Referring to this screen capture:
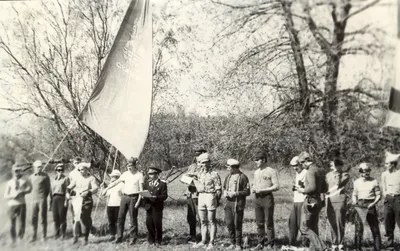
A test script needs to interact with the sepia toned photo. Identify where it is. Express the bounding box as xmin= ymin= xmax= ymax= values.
xmin=0 ymin=0 xmax=398 ymax=250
